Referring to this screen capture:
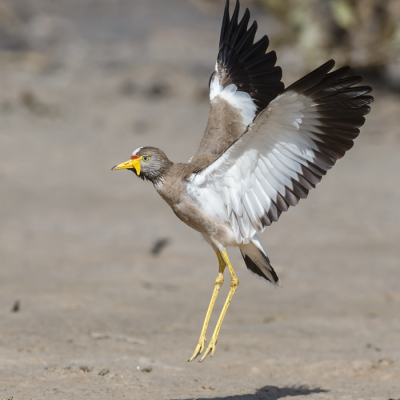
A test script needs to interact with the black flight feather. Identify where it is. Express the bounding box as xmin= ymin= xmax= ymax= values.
xmin=213 ymin=0 xmax=284 ymax=115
